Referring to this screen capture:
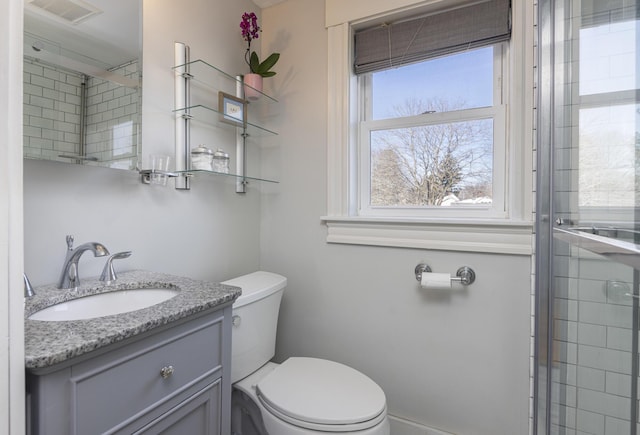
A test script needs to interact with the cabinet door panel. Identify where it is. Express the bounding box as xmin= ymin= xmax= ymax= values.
xmin=132 ymin=380 xmax=220 ymax=435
